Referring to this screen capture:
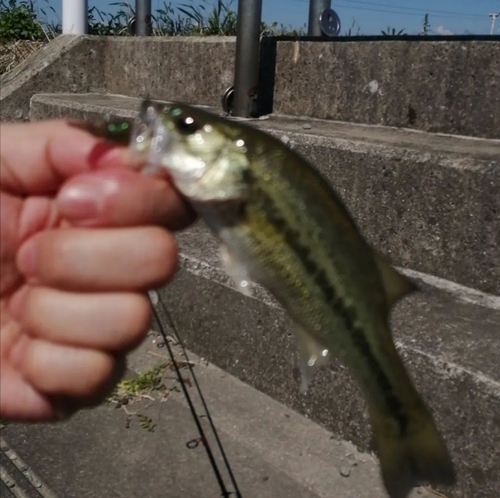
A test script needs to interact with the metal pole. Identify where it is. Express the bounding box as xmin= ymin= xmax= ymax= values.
xmin=62 ymin=0 xmax=88 ymax=35
xmin=308 ymin=0 xmax=330 ymax=36
xmin=136 ymin=0 xmax=153 ymax=36
xmin=233 ymin=0 xmax=263 ymax=117
xmin=490 ymin=13 xmax=499 ymax=35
